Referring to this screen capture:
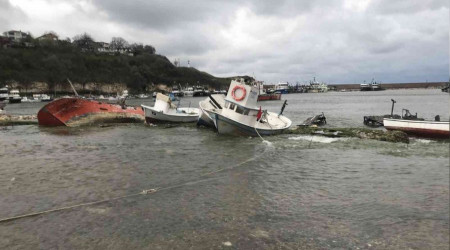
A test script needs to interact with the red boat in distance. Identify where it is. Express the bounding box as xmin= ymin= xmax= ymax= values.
xmin=257 ymin=93 xmax=281 ymax=101
xmin=37 ymin=98 xmax=145 ymax=127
